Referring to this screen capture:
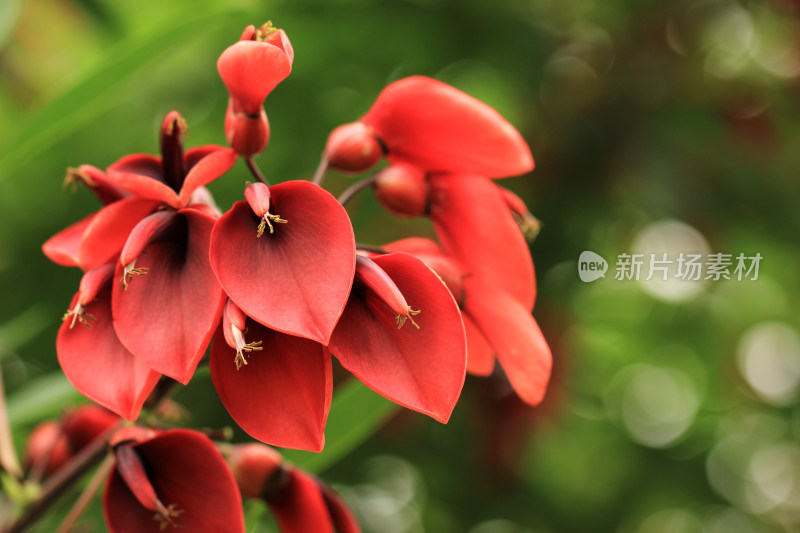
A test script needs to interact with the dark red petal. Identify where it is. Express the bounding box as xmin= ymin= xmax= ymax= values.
xmin=210 ymin=321 xmax=332 ymax=451
xmin=217 ymin=40 xmax=292 ymax=114
xmin=429 ymin=174 xmax=535 ymax=311
xmin=103 ymin=429 xmax=245 ymax=533
xmin=177 ymin=147 xmax=237 ymax=207
xmin=463 ymin=277 xmax=551 ymax=405
xmin=319 ymin=481 xmax=361 ymax=533
xmin=269 ymin=470 xmax=334 ymax=533
xmin=361 ymin=76 xmax=533 ymax=177
xmin=463 ymin=314 xmax=495 ymax=376
xmin=57 ymin=290 xmax=160 ymax=421
xmin=210 ymin=181 xmax=355 ymax=344
xmin=107 ymin=154 xmax=180 ymax=208
xmin=329 ymin=253 xmax=466 ymax=423
xmin=79 ymin=198 xmax=161 ymax=270
xmin=112 ymin=209 xmax=225 ymax=384
xmin=43 ymin=213 xmax=95 ymax=268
